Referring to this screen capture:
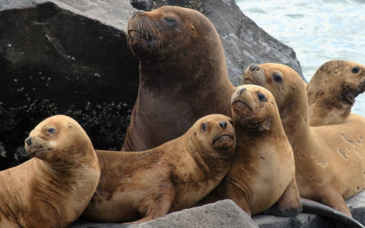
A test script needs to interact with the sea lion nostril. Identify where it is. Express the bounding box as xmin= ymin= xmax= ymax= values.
xmin=250 ymin=64 xmax=259 ymax=72
xmin=25 ymin=138 xmax=32 ymax=146
xmin=219 ymin=121 xmax=227 ymax=129
xmin=239 ymin=87 xmax=247 ymax=94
